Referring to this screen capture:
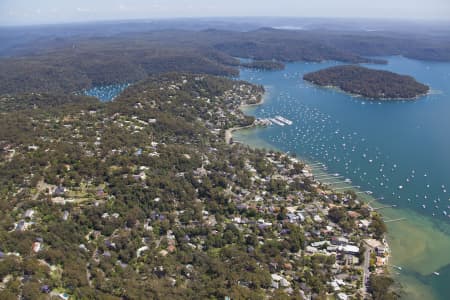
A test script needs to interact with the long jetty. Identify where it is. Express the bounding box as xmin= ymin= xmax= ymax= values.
xmin=383 ymin=218 xmax=406 ymax=223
